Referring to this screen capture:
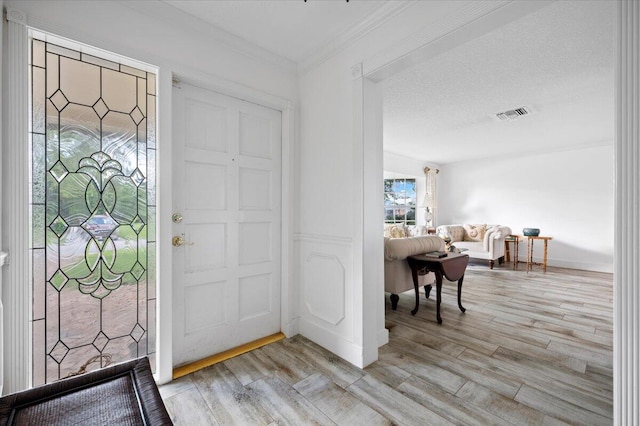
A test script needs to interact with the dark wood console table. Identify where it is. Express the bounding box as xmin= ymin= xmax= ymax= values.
xmin=407 ymin=252 xmax=469 ymax=324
